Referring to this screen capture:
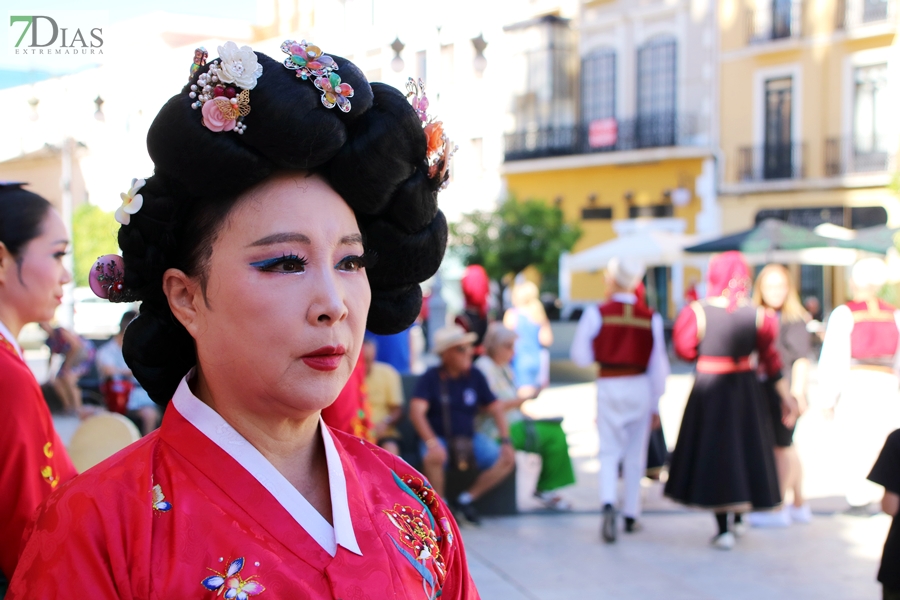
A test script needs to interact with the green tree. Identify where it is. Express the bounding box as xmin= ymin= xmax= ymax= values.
xmin=72 ymin=203 xmax=119 ymax=287
xmin=449 ymin=196 xmax=582 ymax=296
